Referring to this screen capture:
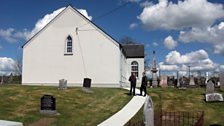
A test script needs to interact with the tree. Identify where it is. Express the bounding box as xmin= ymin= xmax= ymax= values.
xmin=13 ymin=56 xmax=22 ymax=76
xmin=120 ymin=36 xmax=149 ymax=69
xmin=119 ymin=36 xmax=138 ymax=44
